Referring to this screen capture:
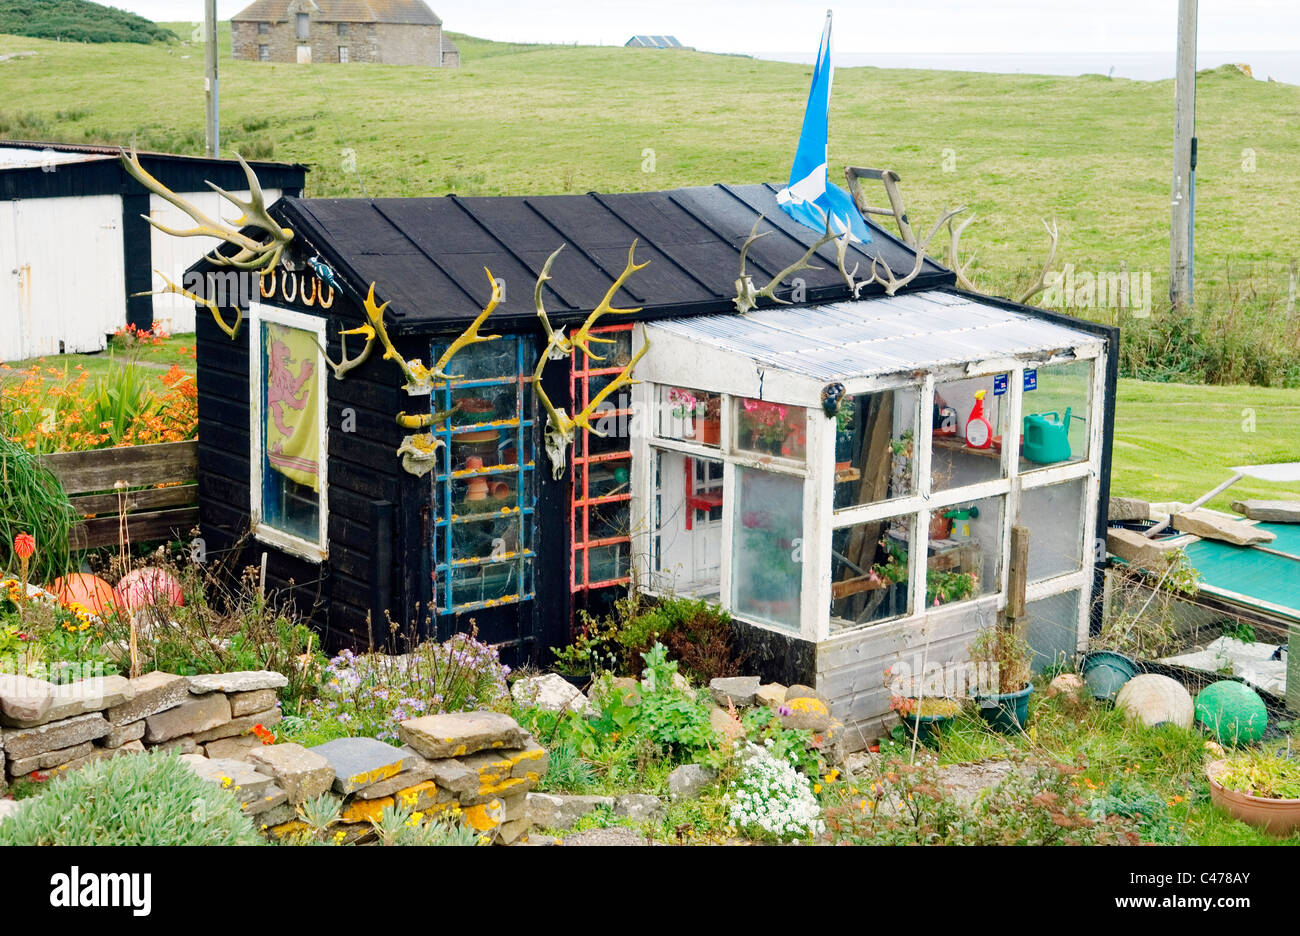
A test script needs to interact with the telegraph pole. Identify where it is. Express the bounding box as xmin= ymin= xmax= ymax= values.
xmin=204 ymin=0 xmax=219 ymax=157
xmin=1169 ymin=0 xmax=1197 ymax=308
